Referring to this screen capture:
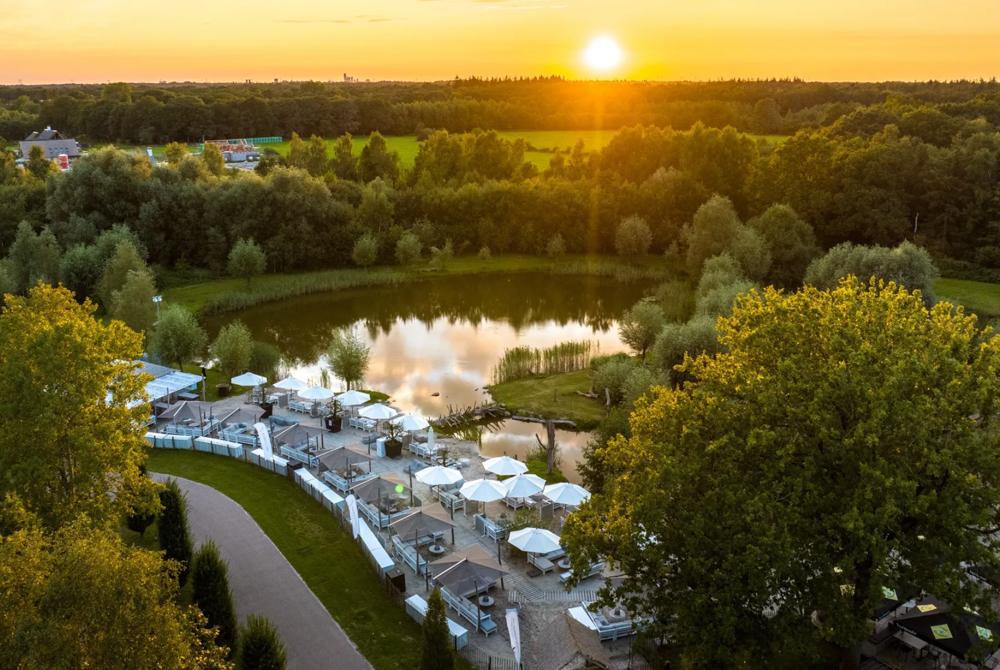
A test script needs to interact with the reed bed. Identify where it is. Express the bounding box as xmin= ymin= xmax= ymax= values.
xmin=491 ymin=340 xmax=596 ymax=384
